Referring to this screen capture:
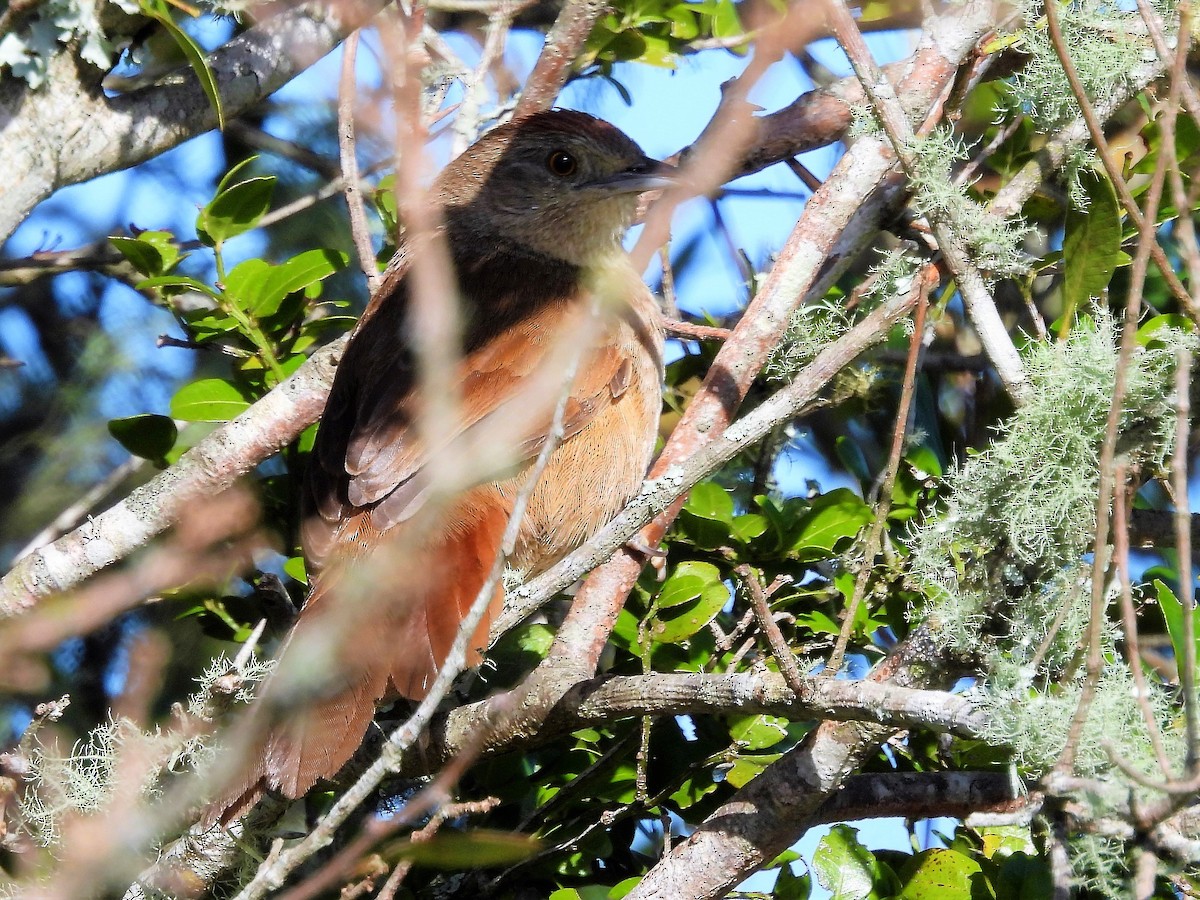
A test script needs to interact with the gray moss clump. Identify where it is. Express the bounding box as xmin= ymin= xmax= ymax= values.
xmin=16 ymin=653 xmax=272 ymax=847
xmin=908 ymin=314 xmax=1195 ymax=894
xmin=765 ymin=248 xmax=920 ymax=383
xmin=909 ymin=315 xmax=1186 ymax=638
